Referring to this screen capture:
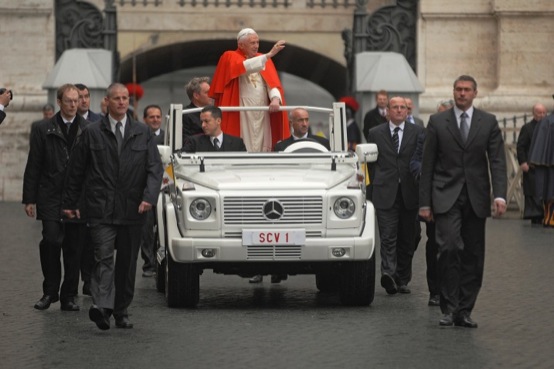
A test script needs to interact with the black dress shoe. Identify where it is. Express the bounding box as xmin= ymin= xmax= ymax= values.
xmin=380 ymin=274 xmax=397 ymax=295
xmin=89 ymin=305 xmax=110 ymax=330
xmin=428 ymin=295 xmax=440 ymax=306
xmin=455 ymin=314 xmax=478 ymax=328
xmin=439 ymin=313 xmax=454 ymax=326
xmin=82 ymin=282 xmax=91 ymax=296
xmin=115 ymin=316 xmax=134 ymax=329
xmin=34 ymin=295 xmax=58 ymax=310
xmin=397 ymin=285 xmax=411 ymax=294
xmin=60 ymin=299 xmax=80 ymax=311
